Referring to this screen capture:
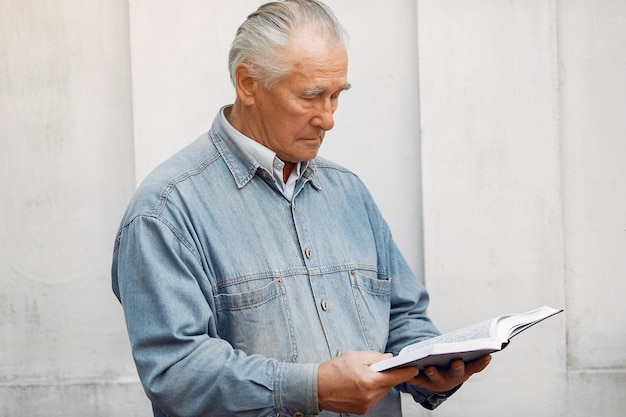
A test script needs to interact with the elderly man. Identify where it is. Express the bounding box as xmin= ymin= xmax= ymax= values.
xmin=112 ymin=1 xmax=490 ymax=416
